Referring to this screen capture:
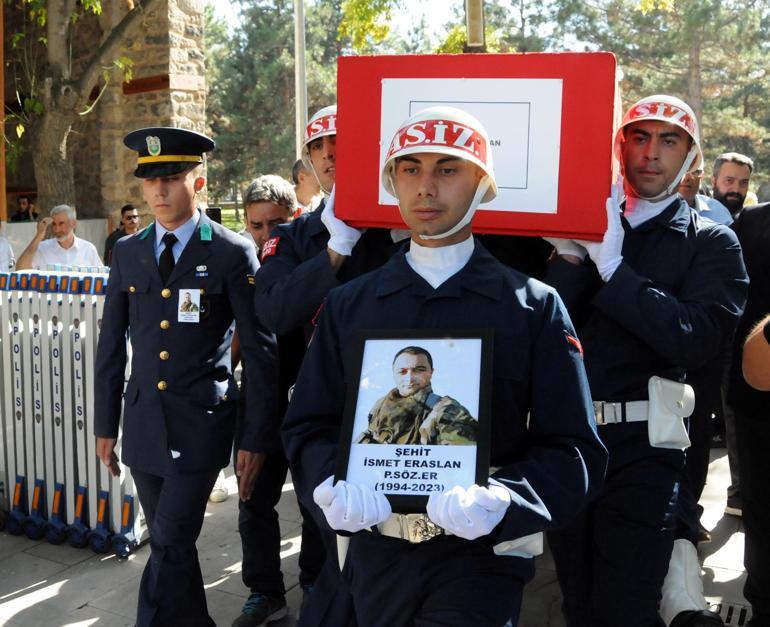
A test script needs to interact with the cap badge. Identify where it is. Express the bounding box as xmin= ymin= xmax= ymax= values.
xmin=146 ymin=135 xmax=161 ymax=156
